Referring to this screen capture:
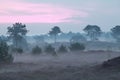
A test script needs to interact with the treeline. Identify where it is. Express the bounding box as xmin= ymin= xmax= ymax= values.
xmin=1 ymin=23 xmax=120 ymax=46
xmin=0 ymin=22 xmax=120 ymax=63
xmin=29 ymin=25 xmax=120 ymax=43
